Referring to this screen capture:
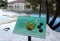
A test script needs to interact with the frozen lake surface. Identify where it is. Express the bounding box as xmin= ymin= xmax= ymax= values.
xmin=0 ymin=9 xmax=60 ymax=41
